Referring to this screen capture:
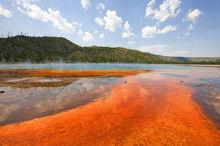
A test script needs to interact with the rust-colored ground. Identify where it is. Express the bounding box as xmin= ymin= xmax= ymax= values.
xmin=0 ymin=69 xmax=150 ymax=77
xmin=0 ymin=74 xmax=220 ymax=145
